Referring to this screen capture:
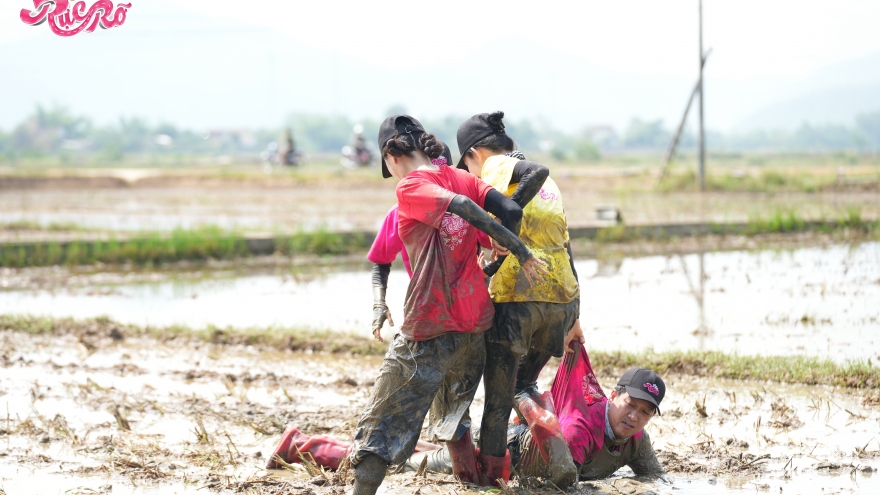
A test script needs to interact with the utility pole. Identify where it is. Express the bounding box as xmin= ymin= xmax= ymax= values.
xmin=698 ymin=0 xmax=706 ymax=191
